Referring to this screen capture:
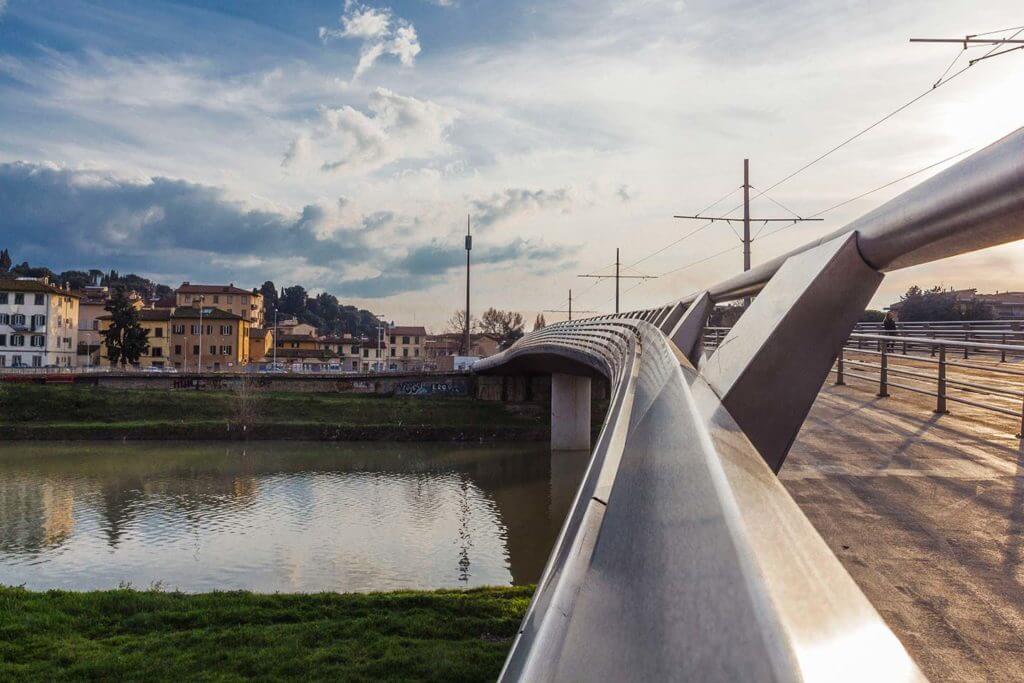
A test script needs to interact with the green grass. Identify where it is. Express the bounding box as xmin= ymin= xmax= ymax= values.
xmin=0 ymin=384 xmax=545 ymax=430
xmin=0 ymin=585 xmax=532 ymax=682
